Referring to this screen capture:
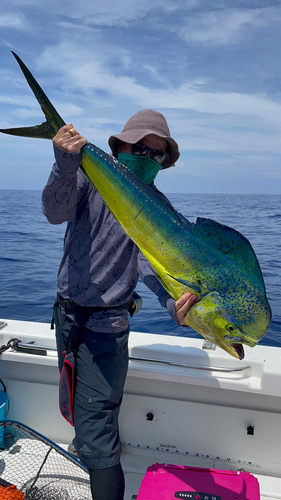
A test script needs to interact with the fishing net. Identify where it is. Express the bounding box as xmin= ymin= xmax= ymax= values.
xmin=0 ymin=420 xmax=92 ymax=499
